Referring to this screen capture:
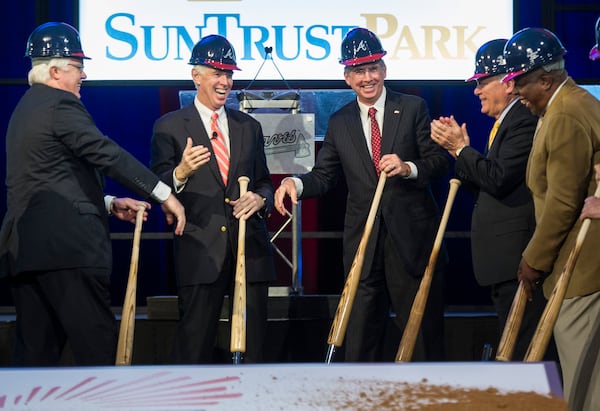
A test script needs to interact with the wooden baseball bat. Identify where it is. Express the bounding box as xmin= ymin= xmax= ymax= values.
xmin=115 ymin=204 xmax=146 ymax=366
xmin=395 ymin=178 xmax=461 ymax=362
xmin=231 ymin=176 xmax=250 ymax=364
xmin=326 ymin=171 xmax=387 ymax=363
xmin=495 ymin=281 xmax=527 ymax=361
xmin=524 ymin=183 xmax=600 ymax=362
